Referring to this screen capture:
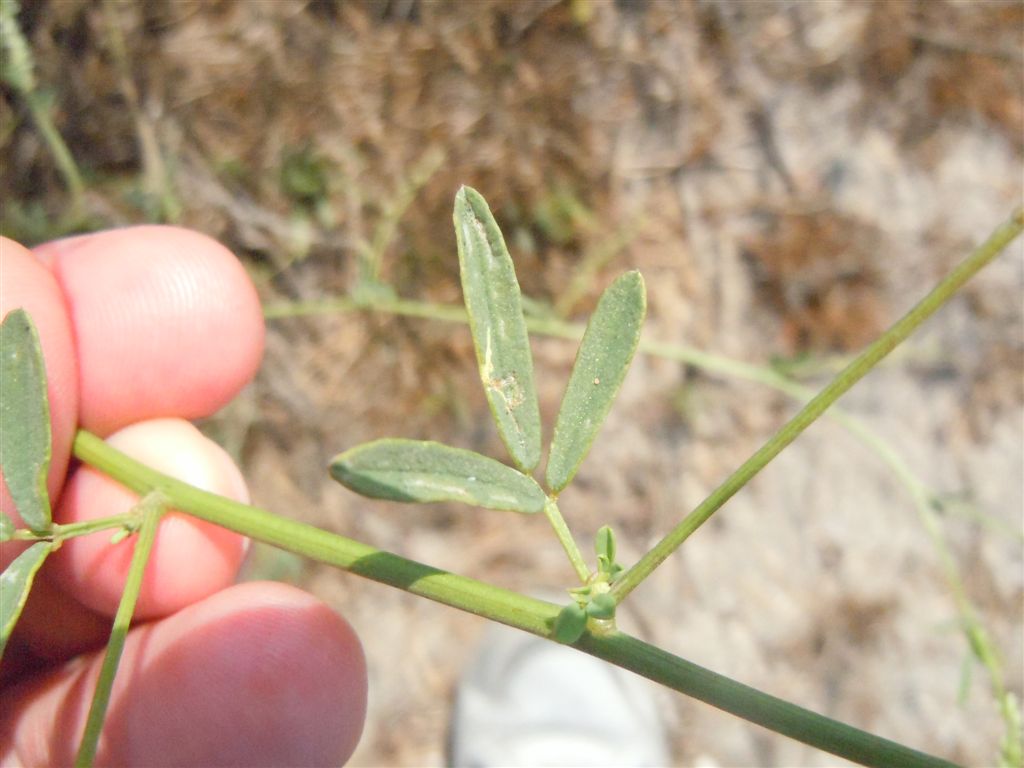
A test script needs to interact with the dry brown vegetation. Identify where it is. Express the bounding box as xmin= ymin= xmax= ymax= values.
xmin=3 ymin=1 xmax=1022 ymax=765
